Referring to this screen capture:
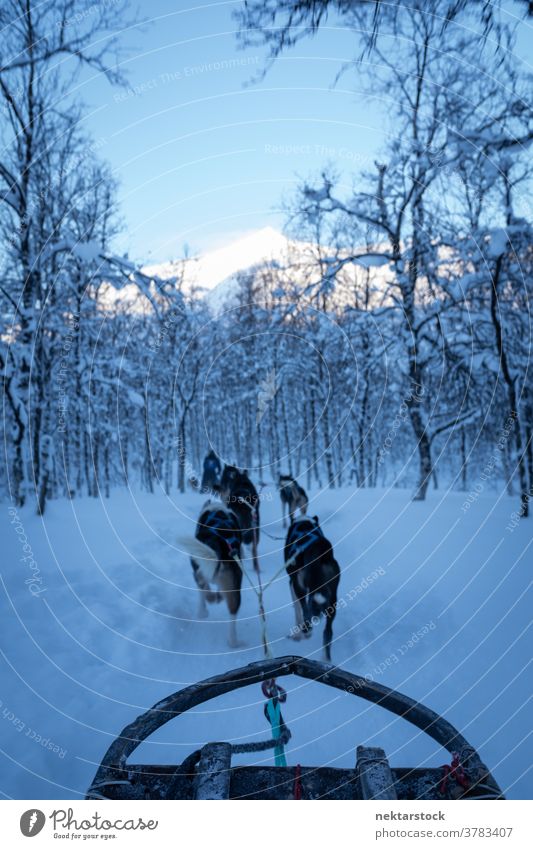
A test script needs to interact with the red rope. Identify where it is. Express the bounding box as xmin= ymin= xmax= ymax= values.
xmin=439 ymin=752 xmax=470 ymax=796
xmin=294 ymin=763 xmax=302 ymax=800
